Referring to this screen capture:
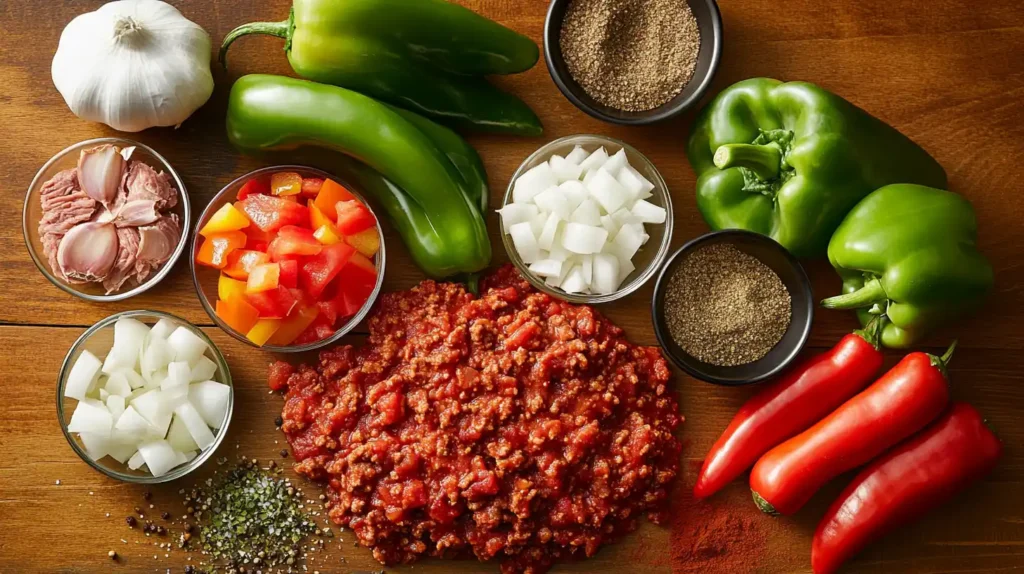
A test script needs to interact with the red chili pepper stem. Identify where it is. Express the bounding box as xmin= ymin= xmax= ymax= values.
xmin=753 ymin=490 xmax=778 ymax=516
xmin=852 ymin=315 xmax=883 ymax=350
xmin=929 ymin=340 xmax=957 ymax=378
